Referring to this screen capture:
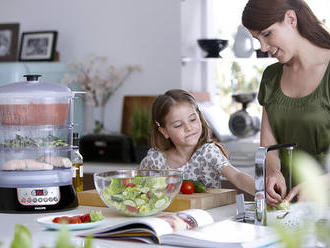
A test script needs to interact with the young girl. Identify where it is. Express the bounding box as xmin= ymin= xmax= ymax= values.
xmin=139 ymin=89 xmax=255 ymax=196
